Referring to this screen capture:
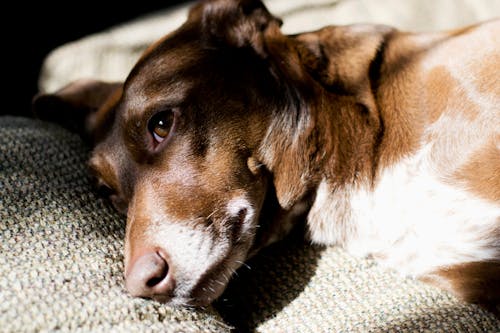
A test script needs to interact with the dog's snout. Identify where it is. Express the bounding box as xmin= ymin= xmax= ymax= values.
xmin=125 ymin=251 xmax=174 ymax=301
